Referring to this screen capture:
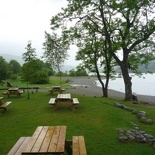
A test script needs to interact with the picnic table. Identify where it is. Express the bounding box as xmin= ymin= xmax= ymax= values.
xmin=49 ymin=86 xmax=65 ymax=94
xmin=3 ymin=88 xmax=23 ymax=98
xmin=8 ymin=126 xmax=87 ymax=155
xmin=49 ymin=93 xmax=79 ymax=110
xmin=8 ymin=126 xmax=67 ymax=155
